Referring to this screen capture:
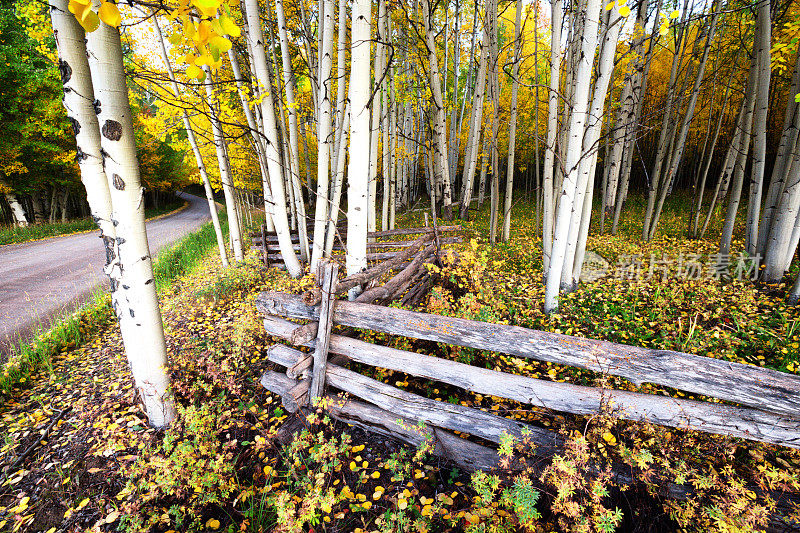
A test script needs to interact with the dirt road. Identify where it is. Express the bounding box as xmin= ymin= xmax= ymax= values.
xmin=0 ymin=192 xmax=213 ymax=359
